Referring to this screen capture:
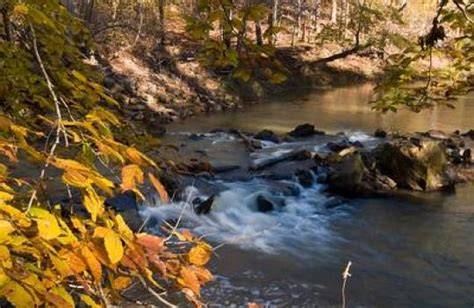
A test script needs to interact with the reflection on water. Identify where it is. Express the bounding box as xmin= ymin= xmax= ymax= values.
xmin=168 ymin=84 xmax=474 ymax=134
